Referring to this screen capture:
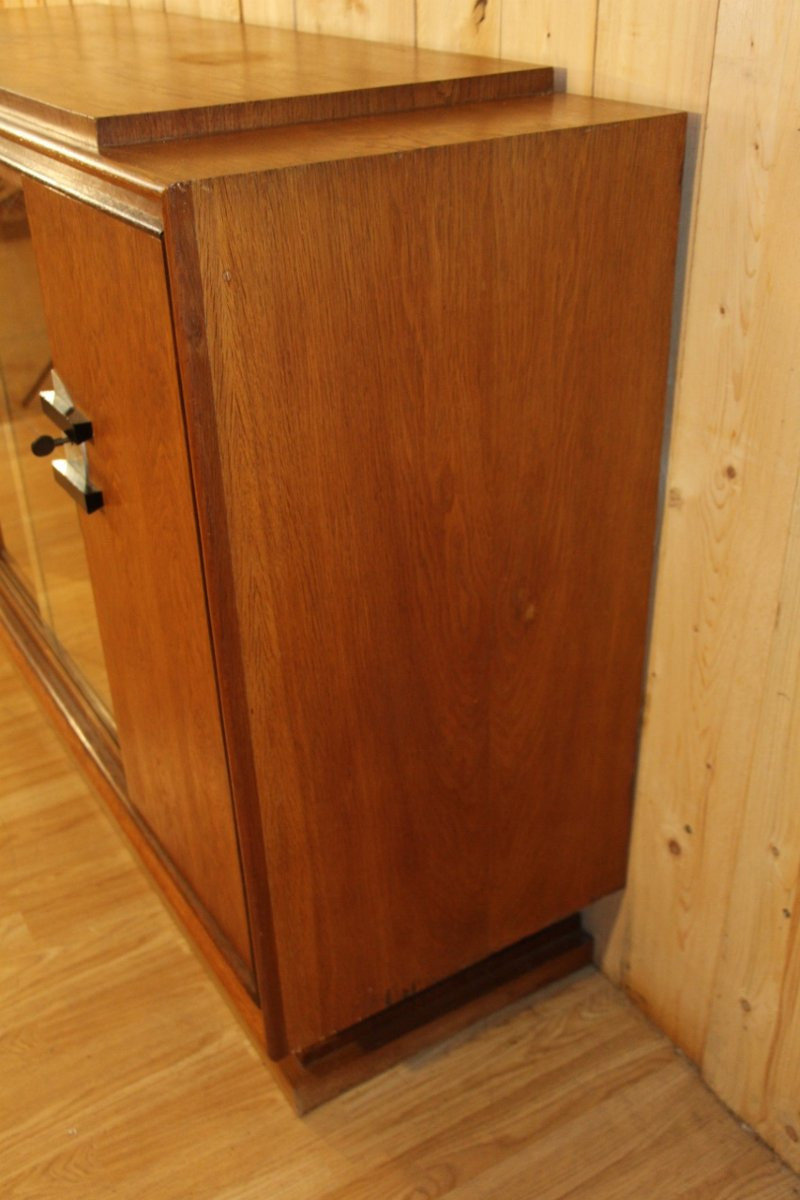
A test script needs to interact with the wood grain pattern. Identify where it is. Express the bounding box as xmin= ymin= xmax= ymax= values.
xmin=665 ymin=0 xmax=800 ymax=1165
xmin=295 ymin=0 xmax=414 ymax=47
xmin=592 ymin=0 xmax=721 ymax=410
xmin=586 ymin=0 xmax=722 ymax=991
xmin=240 ymin=0 xmax=293 ymax=29
xmin=2 ymin=656 xmax=797 ymax=1195
xmin=0 ymin=127 xmax=166 ymax=224
xmin=0 ymin=557 xmax=125 ymax=806
xmin=0 ymin=7 xmax=551 ymax=150
xmin=501 ymin=0 xmax=598 ymax=95
xmin=0 ymin=572 xmax=263 ymax=1033
xmin=129 ymin=0 xmax=166 ymax=14
xmin=23 ymin=179 xmax=254 ymax=978
xmin=189 ymin=110 xmax=684 ymax=1050
xmin=72 ymin=0 xmax=129 ymax=9
xmin=110 ymin=93 xmax=673 ymax=188
xmin=416 ymin=0 xmax=501 ymax=58
xmin=161 ymin=180 xmax=288 ymax=1057
xmin=3 ymin=0 xmax=800 ymax=1175
xmin=165 ymin=0 xmax=241 ymax=24
xmin=587 ymin=0 xmax=800 ymax=1176
xmin=608 ymin=0 xmax=789 ymax=1015
xmin=279 ymin=919 xmax=592 ymax=1113
xmin=594 ymin=0 xmax=721 ymax=109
